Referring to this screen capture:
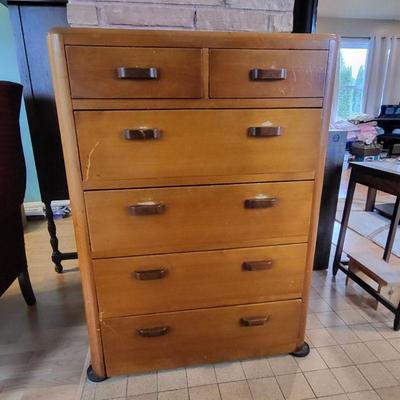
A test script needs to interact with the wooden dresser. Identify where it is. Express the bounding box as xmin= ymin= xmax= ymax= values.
xmin=48 ymin=28 xmax=338 ymax=381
